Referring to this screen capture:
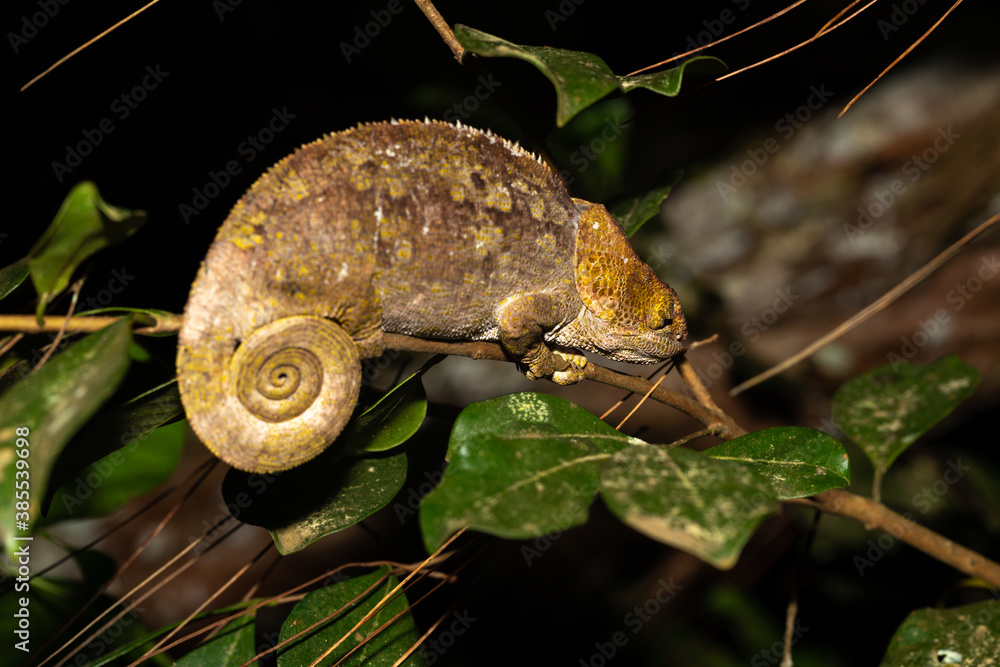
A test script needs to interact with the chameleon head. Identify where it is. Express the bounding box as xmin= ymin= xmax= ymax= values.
xmin=565 ymin=203 xmax=688 ymax=363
